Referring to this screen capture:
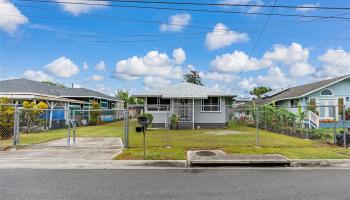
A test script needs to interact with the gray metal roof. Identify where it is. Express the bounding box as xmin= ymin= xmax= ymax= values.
xmin=255 ymin=74 xmax=350 ymax=106
xmin=133 ymin=82 xmax=235 ymax=99
xmin=0 ymin=78 xmax=120 ymax=102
